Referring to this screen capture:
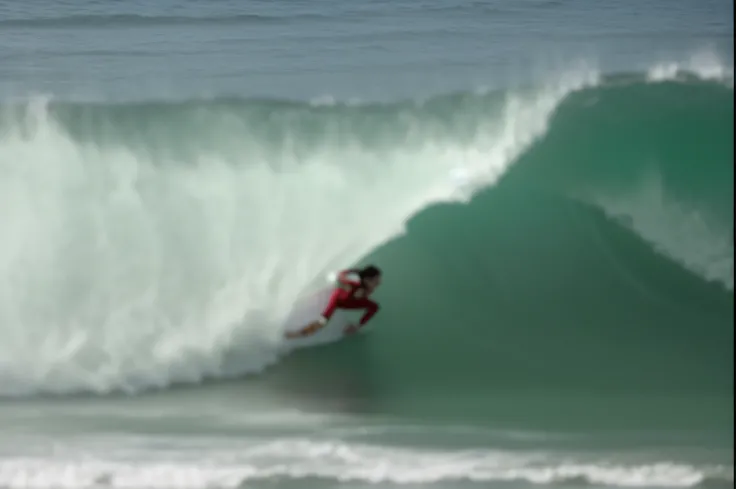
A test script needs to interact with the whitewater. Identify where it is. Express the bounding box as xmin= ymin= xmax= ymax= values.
xmin=2 ymin=56 xmax=734 ymax=398
xmin=0 ymin=66 xmax=604 ymax=396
